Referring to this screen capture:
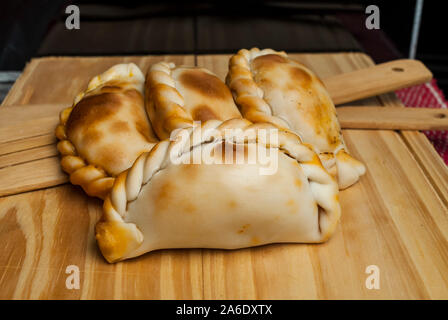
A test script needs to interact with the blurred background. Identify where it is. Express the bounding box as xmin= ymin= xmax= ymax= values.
xmin=0 ymin=0 xmax=445 ymax=100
